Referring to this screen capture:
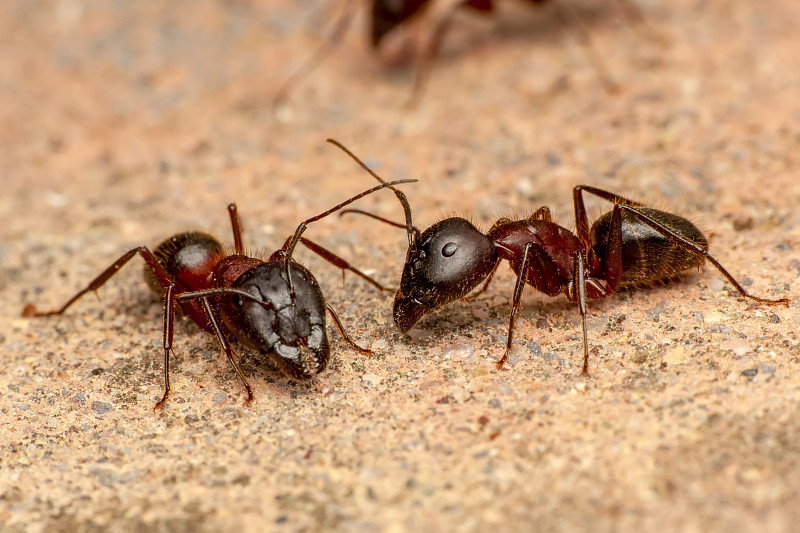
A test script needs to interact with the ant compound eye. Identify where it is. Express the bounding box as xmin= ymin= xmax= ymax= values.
xmin=442 ymin=242 xmax=458 ymax=257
